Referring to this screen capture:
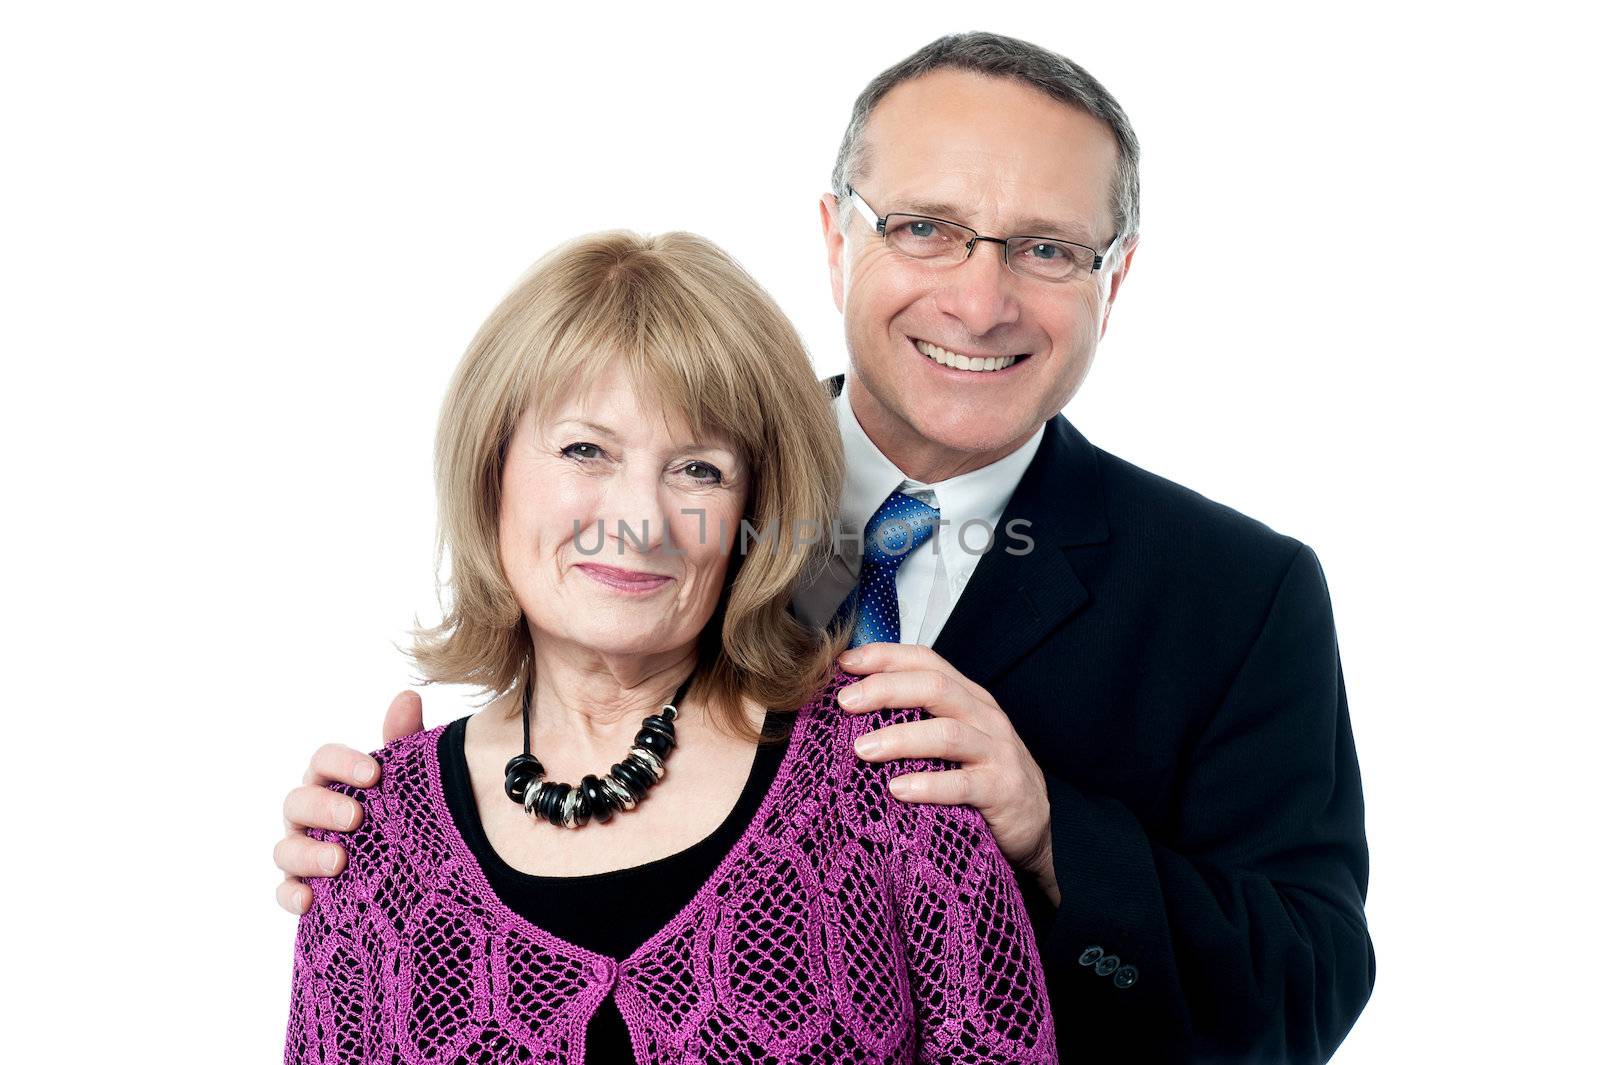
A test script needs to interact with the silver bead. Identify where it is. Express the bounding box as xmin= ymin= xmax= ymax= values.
xmin=629 ymin=746 xmax=665 ymax=781
xmin=559 ymin=786 xmax=581 ymax=829
xmin=523 ymin=778 xmax=546 ymax=817
xmin=601 ymin=775 xmax=636 ymax=811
